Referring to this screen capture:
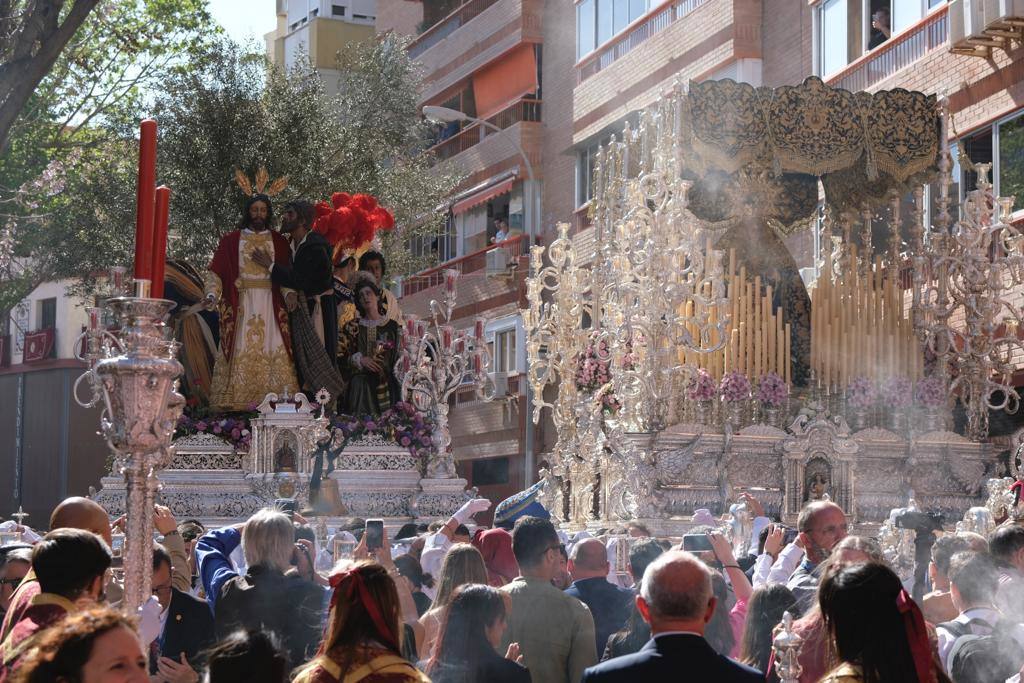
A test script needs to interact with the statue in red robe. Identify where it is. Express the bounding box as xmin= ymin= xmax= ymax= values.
xmin=204 ymin=195 xmax=298 ymax=411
